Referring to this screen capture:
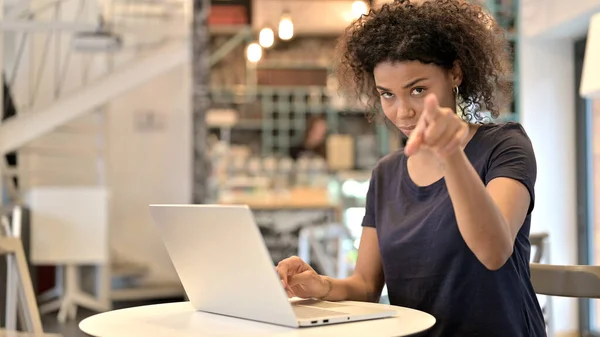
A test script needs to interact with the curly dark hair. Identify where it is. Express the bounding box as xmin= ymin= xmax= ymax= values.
xmin=333 ymin=0 xmax=512 ymax=121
